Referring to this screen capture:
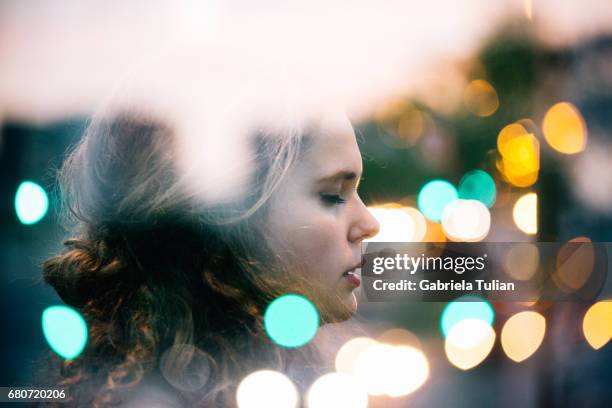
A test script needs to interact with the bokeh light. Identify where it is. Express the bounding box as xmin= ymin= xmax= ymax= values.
xmin=418 ymin=180 xmax=458 ymax=222
xmin=441 ymin=296 xmax=495 ymax=338
xmin=582 ymin=301 xmax=612 ymax=350
xmin=512 ymin=193 xmax=537 ymax=235
xmin=377 ymin=328 xmax=422 ymax=349
xmin=553 ymin=238 xmax=595 ymax=292
xmin=402 ymin=206 xmax=428 ymax=242
xmin=441 ymin=199 xmax=491 ymax=242
xmin=335 ymin=337 xmax=378 ymax=375
xmin=463 ymin=79 xmax=499 ymax=117
xmin=570 ymin=142 xmax=612 ymax=212
xmin=423 ymin=219 xmax=447 ymax=243
xmin=41 ymin=305 xmax=88 ymax=360
xmin=542 ymin=102 xmax=587 ymax=154
xmin=353 ymin=343 xmax=429 ymax=397
xmin=445 ymin=318 xmax=496 ymax=370
xmin=503 ymin=243 xmax=540 ymax=281
xmin=14 ymin=181 xmax=49 ymax=225
xmin=497 ymin=124 xmax=540 ymax=187
xmin=366 ymin=206 xmax=416 ymax=242
xmin=501 ymin=311 xmax=546 ymax=362
xmin=458 ymin=170 xmax=497 ymax=208
xmin=264 ymin=294 xmax=319 ymax=348
xmin=236 ymin=370 xmax=298 ymax=408
xmin=376 ymin=100 xmax=427 ymax=149
xmin=307 ymin=373 xmax=368 ymax=408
